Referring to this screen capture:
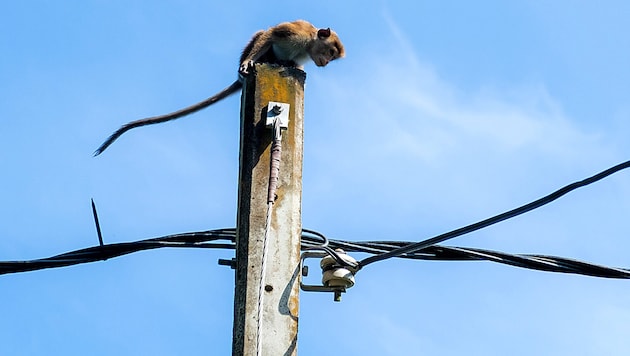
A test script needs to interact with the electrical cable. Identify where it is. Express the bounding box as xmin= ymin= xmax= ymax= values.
xmin=328 ymin=240 xmax=630 ymax=279
xmin=302 ymin=229 xmax=357 ymax=268
xmin=2 ymin=159 xmax=630 ymax=280
xmin=301 ymin=228 xmax=329 ymax=247
xmin=0 ymin=229 xmax=235 ymax=275
xmin=1 ymin=229 xmax=630 ymax=279
xmin=357 ymin=159 xmax=630 ymax=270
